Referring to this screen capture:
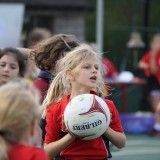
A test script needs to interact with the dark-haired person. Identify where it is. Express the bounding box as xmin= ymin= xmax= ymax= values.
xmin=31 ymin=34 xmax=80 ymax=103
xmin=0 ymin=47 xmax=26 ymax=85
